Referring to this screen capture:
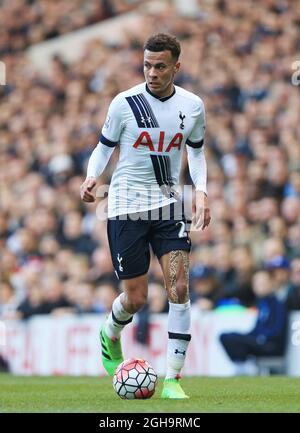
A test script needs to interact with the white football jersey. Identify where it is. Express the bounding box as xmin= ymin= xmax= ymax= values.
xmin=100 ymin=82 xmax=205 ymax=217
